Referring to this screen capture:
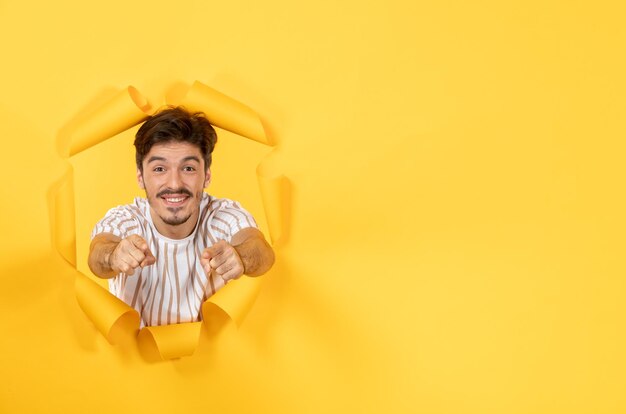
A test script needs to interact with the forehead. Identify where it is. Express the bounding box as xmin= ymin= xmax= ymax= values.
xmin=143 ymin=141 xmax=203 ymax=163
